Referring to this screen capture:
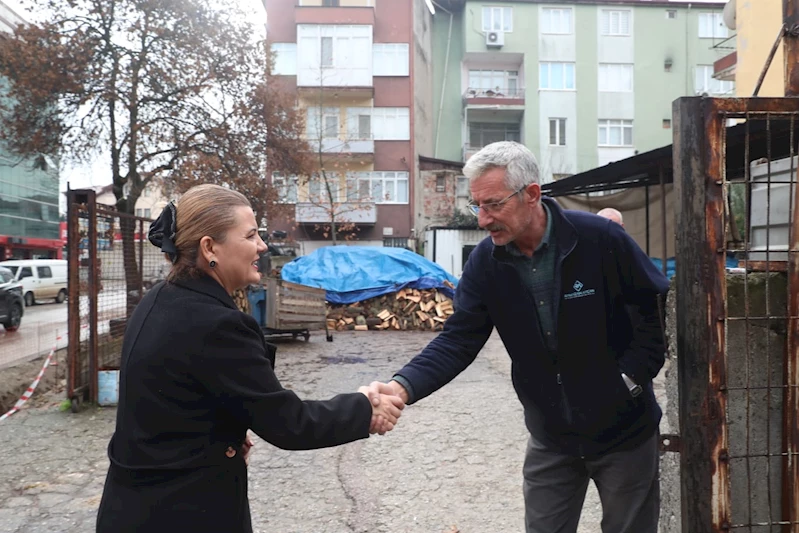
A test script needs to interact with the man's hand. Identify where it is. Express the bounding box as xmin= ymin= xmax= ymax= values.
xmin=358 ymin=381 xmax=408 ymax=435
